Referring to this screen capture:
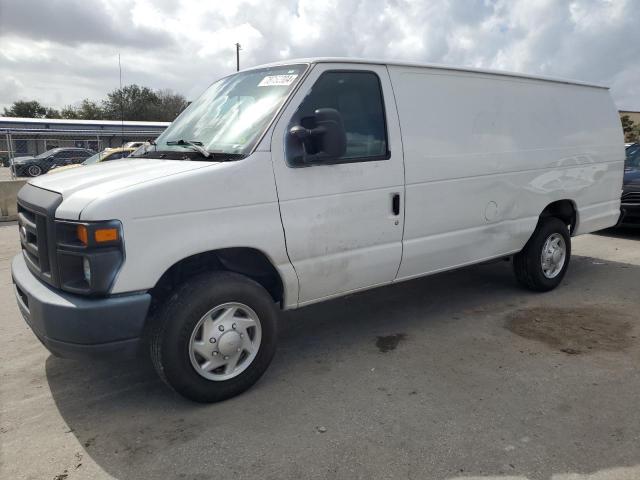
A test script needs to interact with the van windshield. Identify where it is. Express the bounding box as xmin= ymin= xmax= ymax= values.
xmin=140 ymin=64 xmax=307 ymax=159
